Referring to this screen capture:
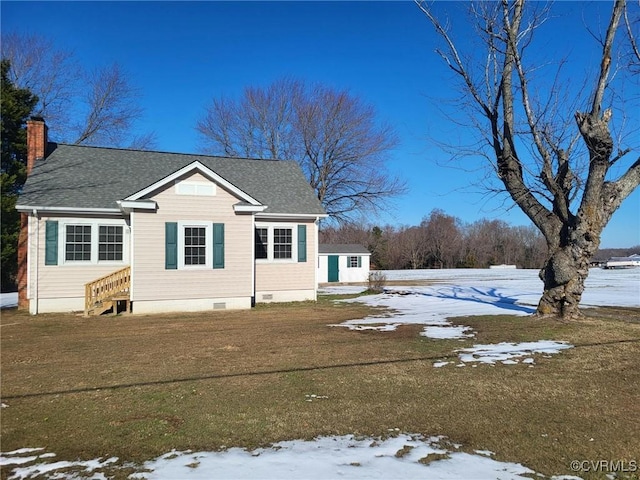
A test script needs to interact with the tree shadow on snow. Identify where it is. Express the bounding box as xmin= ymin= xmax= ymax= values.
xmin=414 ymin=286 xmax=536 ymax=314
